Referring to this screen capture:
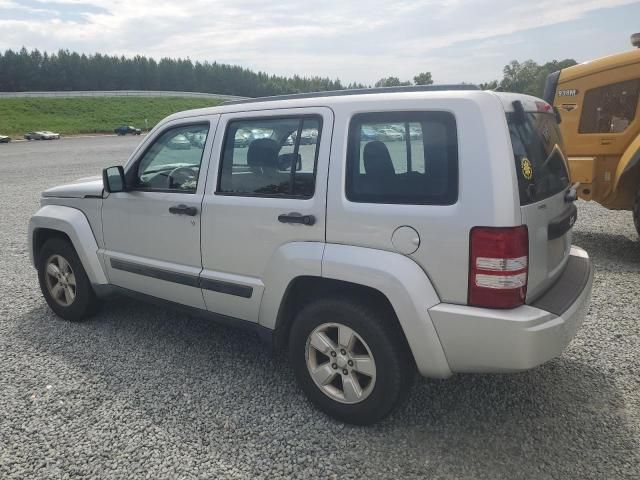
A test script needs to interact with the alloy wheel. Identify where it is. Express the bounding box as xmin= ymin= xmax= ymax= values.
xmin=305 ymin=322 xmax=377 ymax=404
xmin=44 ymin=254 xmax=76 ymax=307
